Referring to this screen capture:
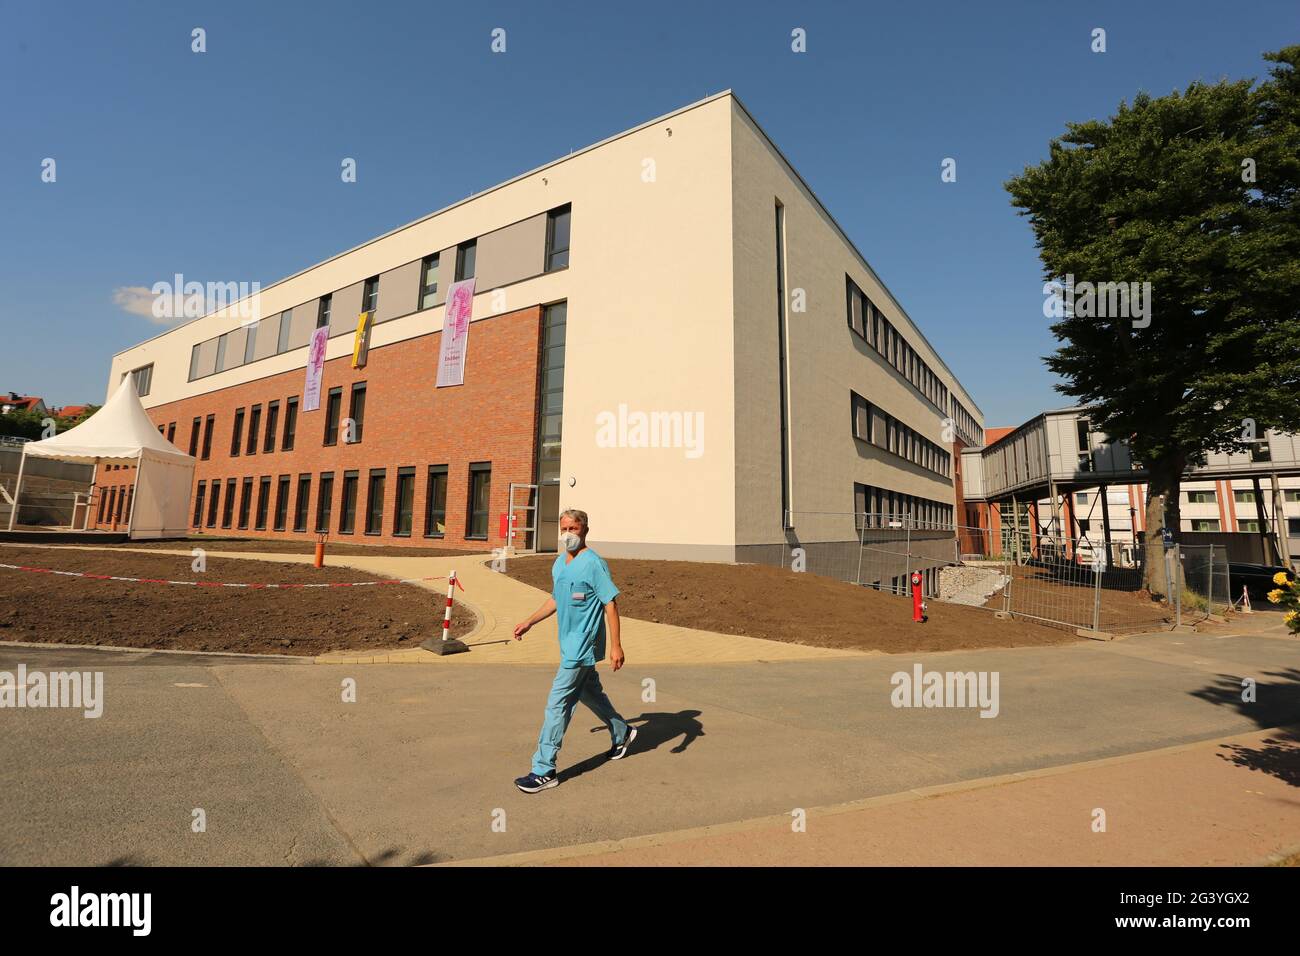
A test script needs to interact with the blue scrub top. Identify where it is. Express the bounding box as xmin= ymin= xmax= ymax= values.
xmin=551 ymin=548 xmax=620 ymax=667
